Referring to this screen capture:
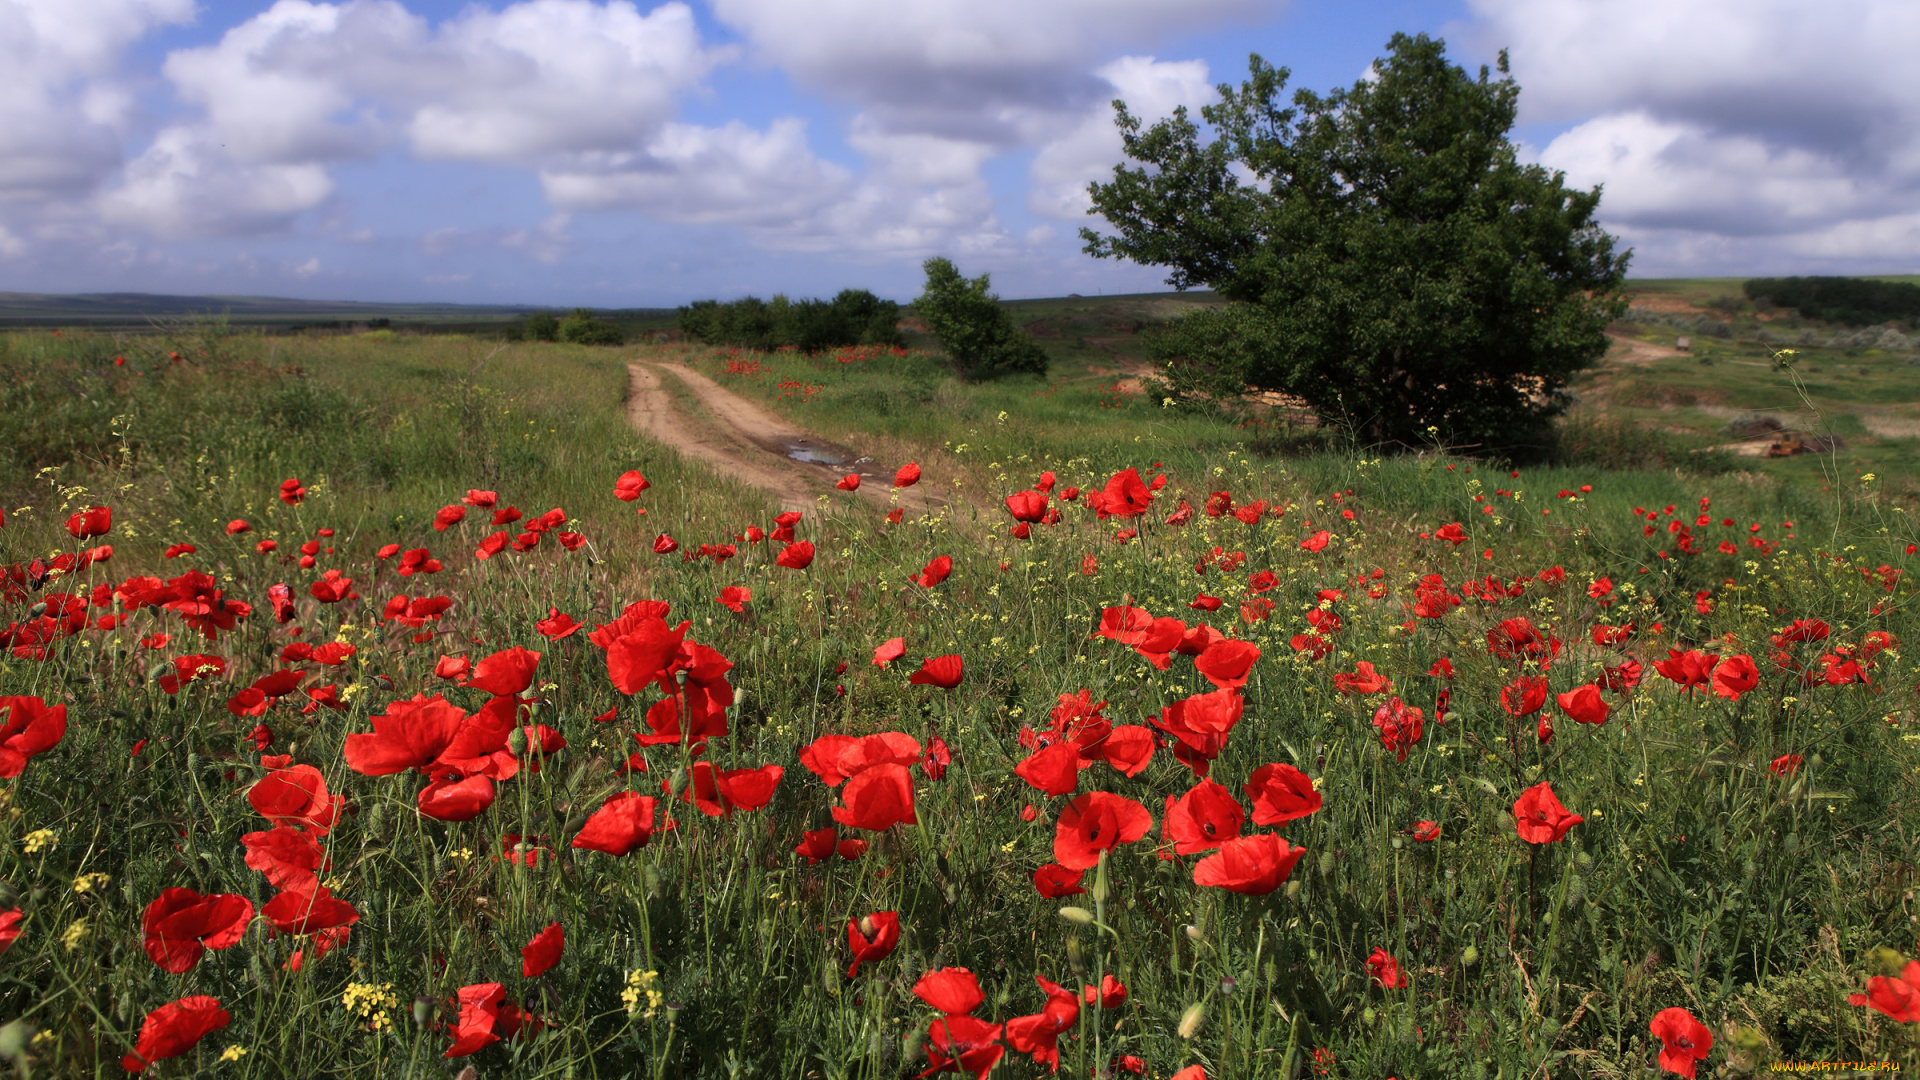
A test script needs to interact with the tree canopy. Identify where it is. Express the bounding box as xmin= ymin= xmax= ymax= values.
xmin=913 ymin=257 xmax=1048 ymax=380
xmin=1083 ymin=33 xmax=1630 ymax=453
